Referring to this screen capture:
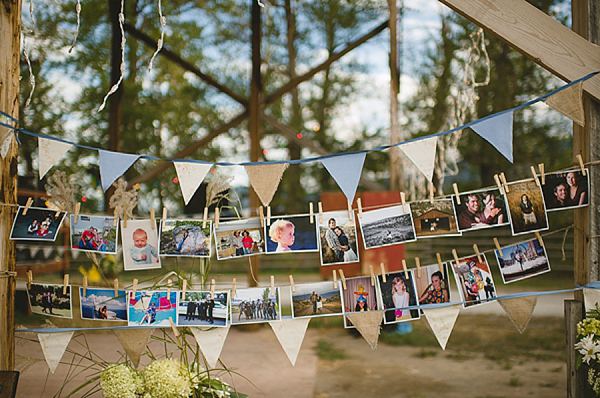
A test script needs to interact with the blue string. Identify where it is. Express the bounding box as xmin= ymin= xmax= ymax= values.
xmin=3 ymin=70 xmax=599 ymax=167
